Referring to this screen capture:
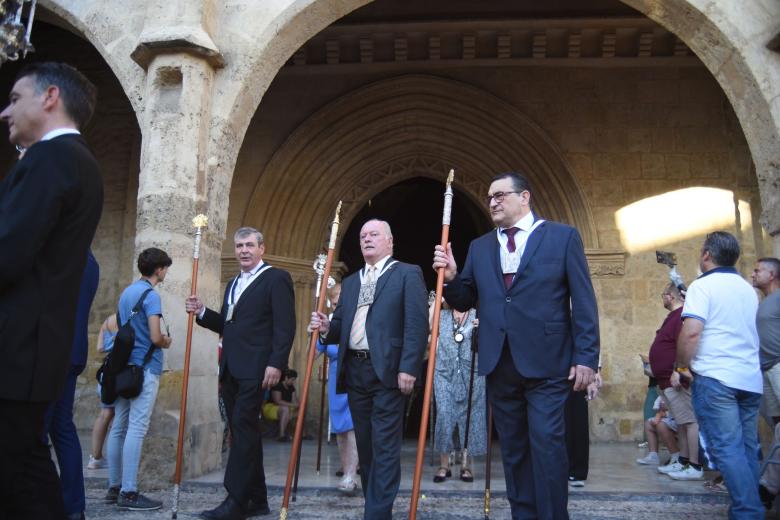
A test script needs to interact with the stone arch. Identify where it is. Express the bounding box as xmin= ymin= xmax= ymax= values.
xmin=242 ymin=75 xmax=598 ymax=258
xmin=217 ymin=0 xmax=780 ymax=238
xmin=41 ymin=1 xmax=145 ymax=120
